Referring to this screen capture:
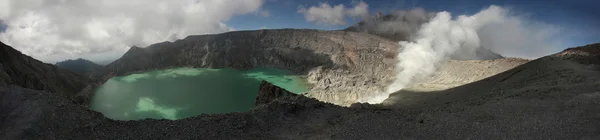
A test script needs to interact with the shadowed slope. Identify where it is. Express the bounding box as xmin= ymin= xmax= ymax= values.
xmin=0 ymin=41 xmax=87 ymax=97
